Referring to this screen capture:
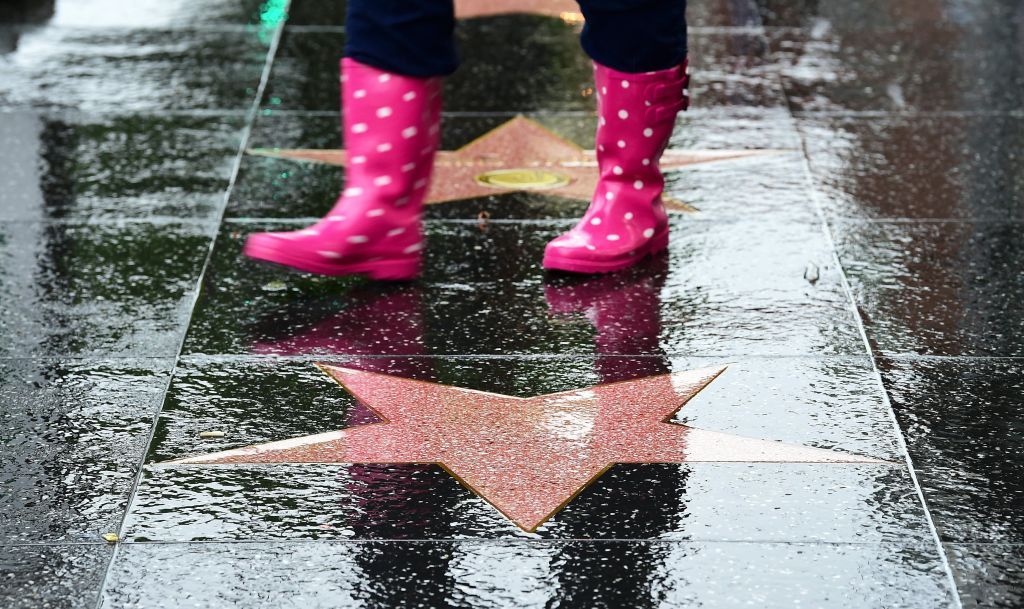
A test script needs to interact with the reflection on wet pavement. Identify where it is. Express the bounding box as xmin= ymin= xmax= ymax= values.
xmin=0 ymin=111 xmax=245 ymax=221
xmin=0 ymin=545 xmax=111 ymax=609
xmin=0 ymin=222 xmax=210 ymax=357
xmin=800 ymin=115 xmax=1024 ymax=221
xmin=837 ymin=221 xmax=1024 ymax=357
xmin=183 ymin=221 xmax=860 ymax=356
xmin=104 ymin=540 xmax=955 ymax=609
xmin=0 ymin=359 xmax=172 ymax=542
xmin=1 ymin=0 xmax=1022 ymax=606
xmin=881 ymin=358 xmax=1024 ymax=544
